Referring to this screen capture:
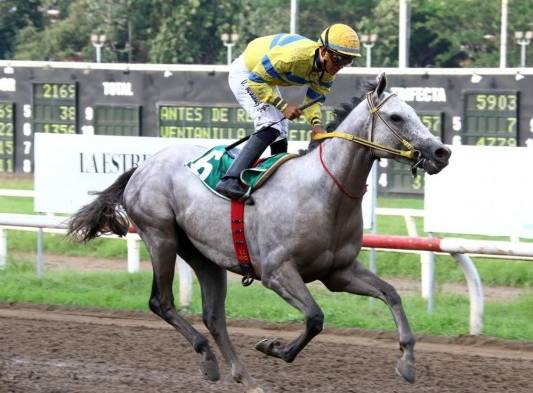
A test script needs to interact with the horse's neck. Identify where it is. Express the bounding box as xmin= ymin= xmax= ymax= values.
xmin=320 ymin=106 xmax=374 ymax=200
